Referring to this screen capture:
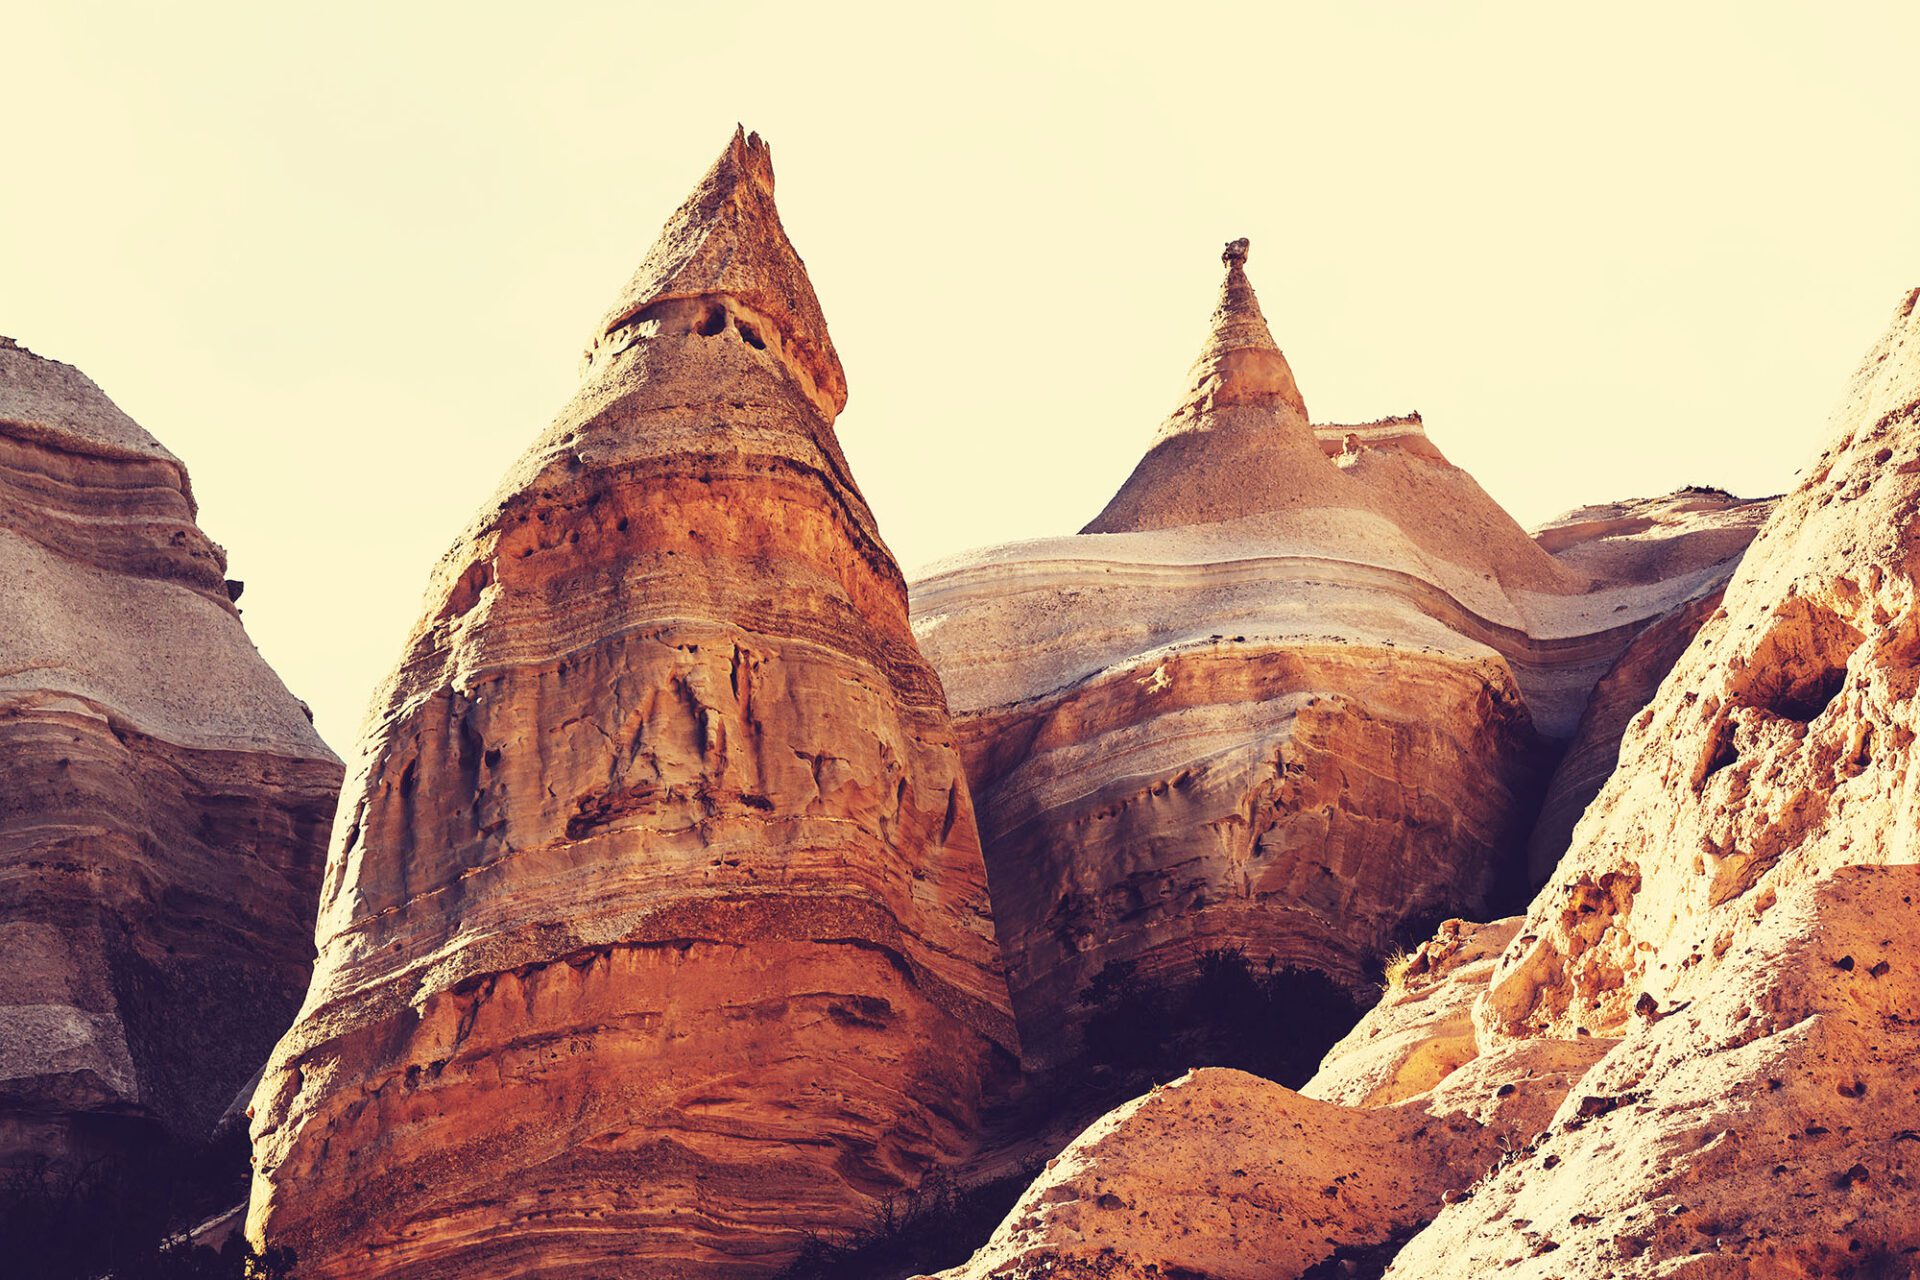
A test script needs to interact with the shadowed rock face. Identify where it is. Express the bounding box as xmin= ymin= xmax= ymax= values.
xmin=0 ymin=337 xmax=342 ymax=1177
xmin=910 ymin=243 xmax=1757 ymax=1068
xmin=245 ymin=129 xmax=1016 ymax=1280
